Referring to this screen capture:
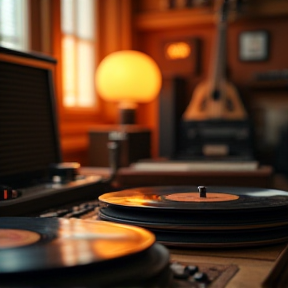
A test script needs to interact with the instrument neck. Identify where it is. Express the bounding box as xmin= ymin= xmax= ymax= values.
xmin=209 ymin=0 xmax=229 ymax=92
